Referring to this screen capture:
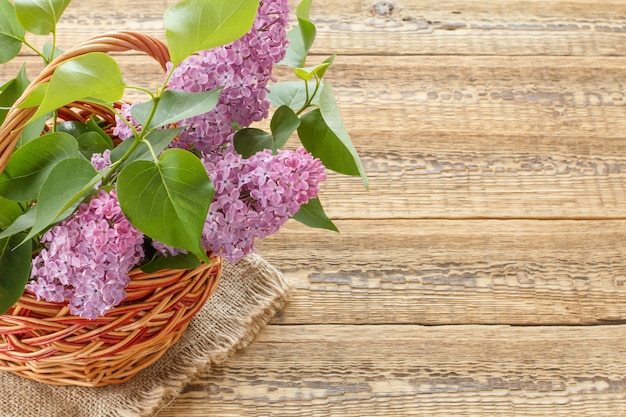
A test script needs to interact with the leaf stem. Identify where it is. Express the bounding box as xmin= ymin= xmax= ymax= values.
xmin=103 ymin=97 xmax=161 ymax=183
xmin=296 ymin=77 xmax=321 ymax=116
xmin=21 ymin=39 xmax=48 ymax=64
xmin=125 ymin=84 xmax=157 ymax=100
